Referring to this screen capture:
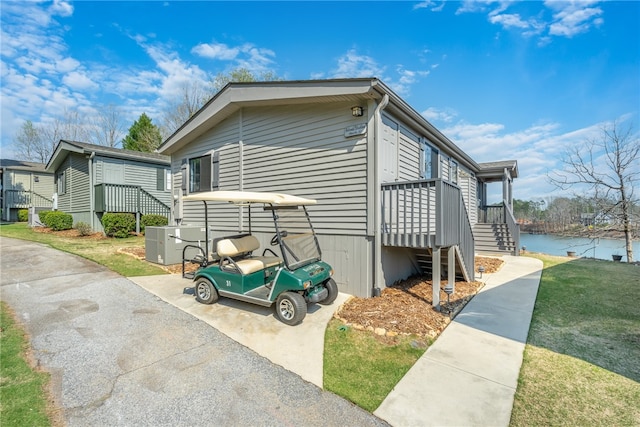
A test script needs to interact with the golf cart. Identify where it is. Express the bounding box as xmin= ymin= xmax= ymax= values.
xmin=180 ymin=191 xmax=338 ymax=325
